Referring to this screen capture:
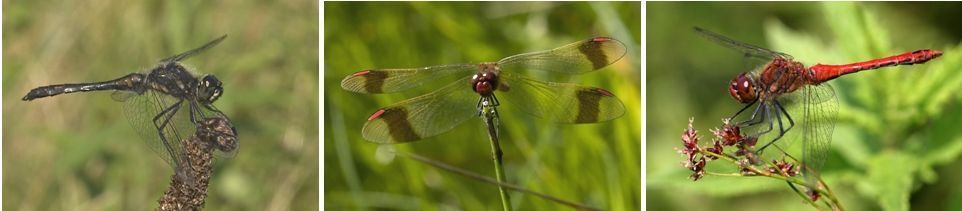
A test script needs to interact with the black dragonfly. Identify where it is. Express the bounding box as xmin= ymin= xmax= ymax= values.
xmin=22 ymin=35 xmax=237 ymax=182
